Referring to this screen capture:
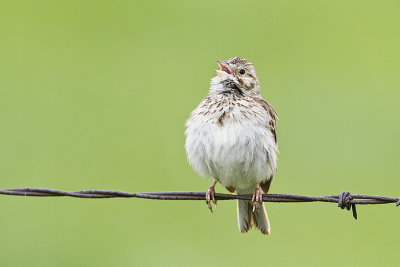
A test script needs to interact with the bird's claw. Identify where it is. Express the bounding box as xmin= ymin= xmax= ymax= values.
xmin=252 ymin=186 xmax=263 ymax=212
xmin=206 ymin=185 xmax=217 ymax=212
